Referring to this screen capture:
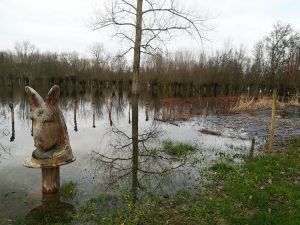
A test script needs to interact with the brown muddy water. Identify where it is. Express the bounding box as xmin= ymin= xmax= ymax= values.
xmin=0 ymin=82 xmax=300 ymax=223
